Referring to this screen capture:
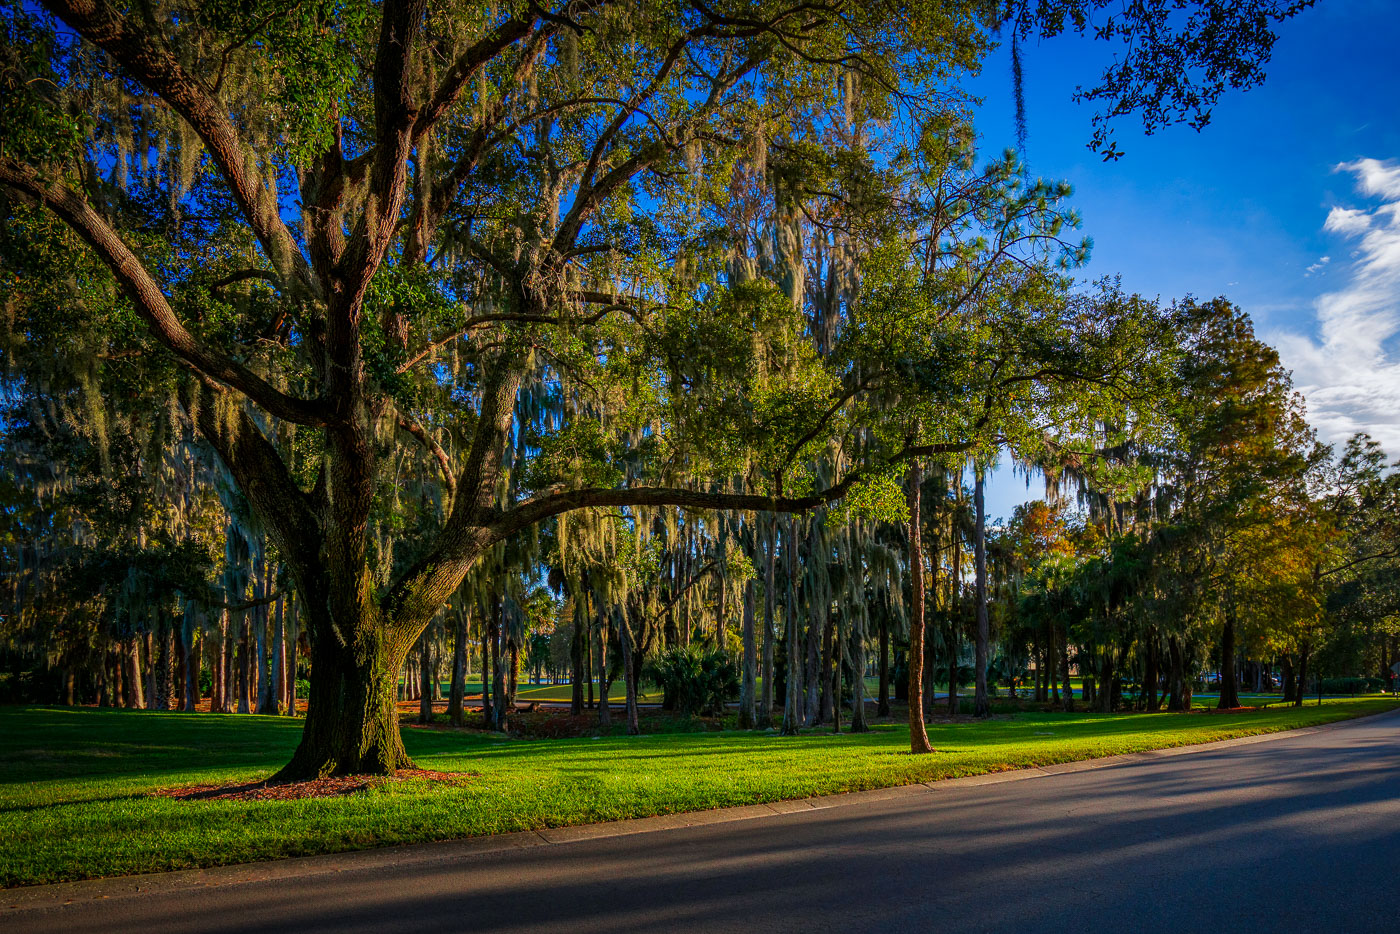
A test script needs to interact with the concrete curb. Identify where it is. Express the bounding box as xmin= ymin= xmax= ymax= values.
xmin=7 ymin=705 xmax=1397 ymax=913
